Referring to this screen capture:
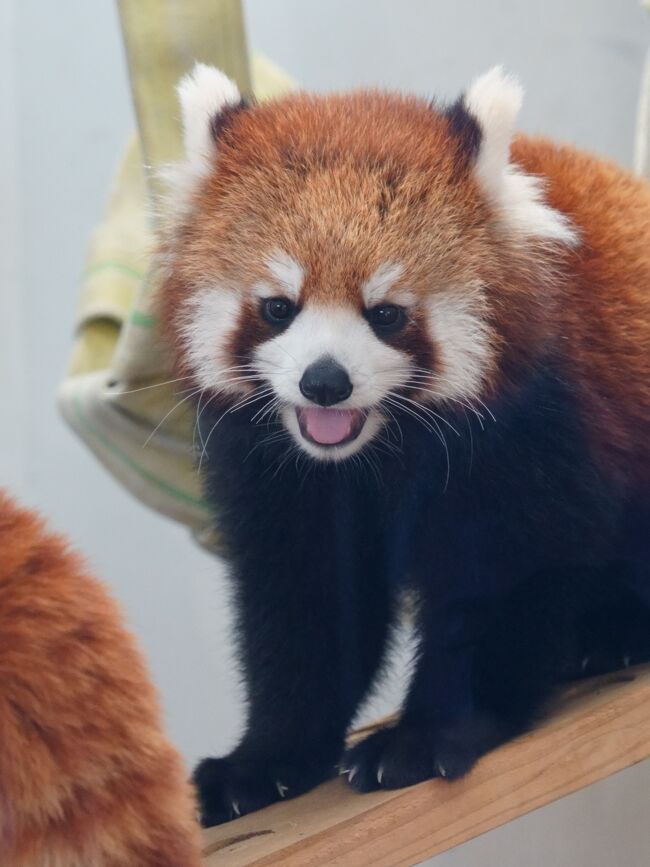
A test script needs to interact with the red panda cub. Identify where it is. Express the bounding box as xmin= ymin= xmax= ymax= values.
xmin=158 ymin=64 xmax=650 ymax=825
xmin=0 ymin=491 xmax=201 ymax=866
